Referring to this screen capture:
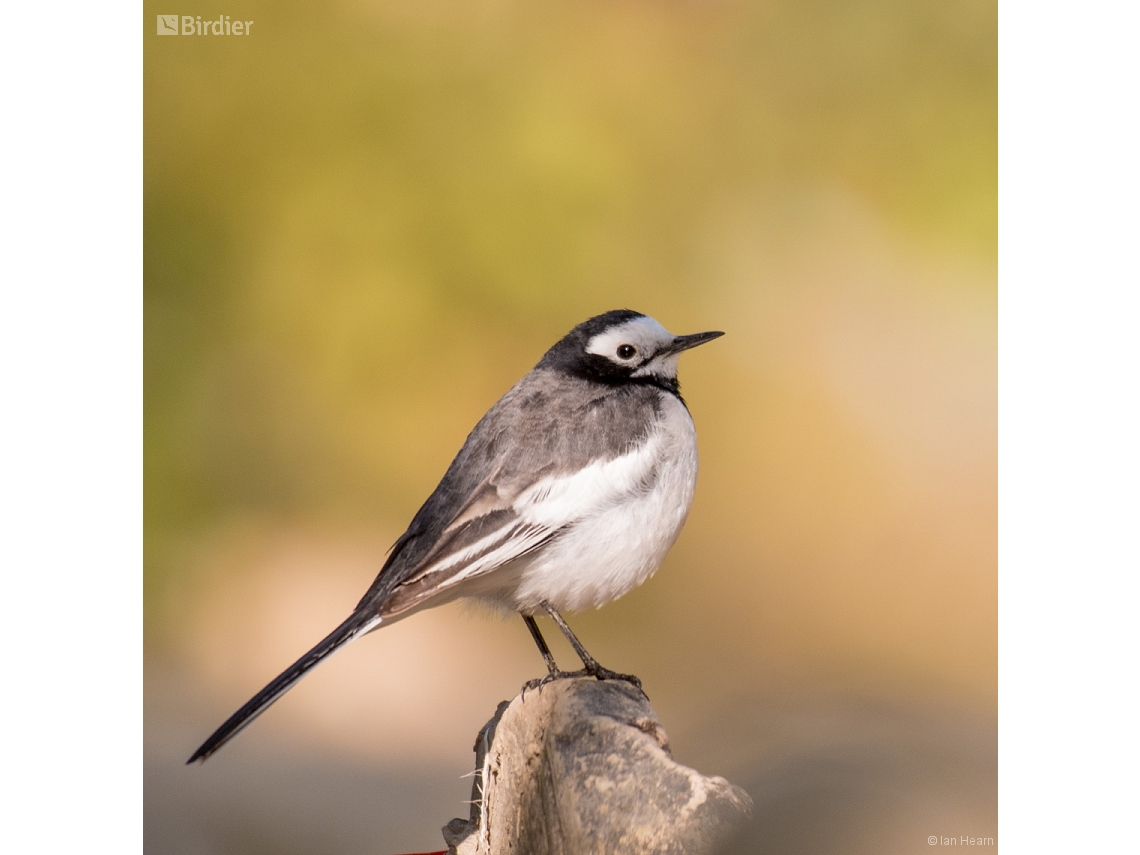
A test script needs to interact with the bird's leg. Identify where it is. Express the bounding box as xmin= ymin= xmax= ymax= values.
xmin=540 ymin=601 xmax=644 ymax=693
xmin=523 ymin=615 xmax=560 ymax=675
xmin=521 ymin=615 xmax=580 ymax=693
